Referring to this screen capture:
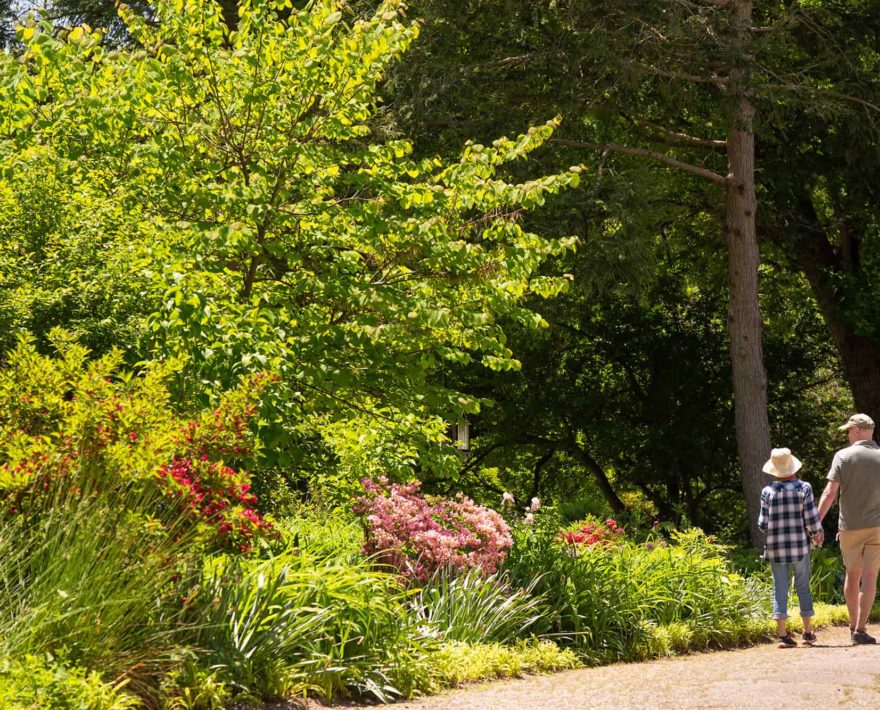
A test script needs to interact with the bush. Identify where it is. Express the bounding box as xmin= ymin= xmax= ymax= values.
xmin=354 ymin=477 xmax=512 ymax=584
xmin=426 ymin=640 xmax=579 ymax=689
xmin=0 ymin=333 xmax=272 ymax=553
xmin=505 ymin=509 xmax=767 ymax=663
xmin=0 ymin=655 xmax=138 ymax=710
xmin=558 ymin=516 xmax=625 ymax=547
xmin=0 ymin=335 xmax=276 ymax=702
